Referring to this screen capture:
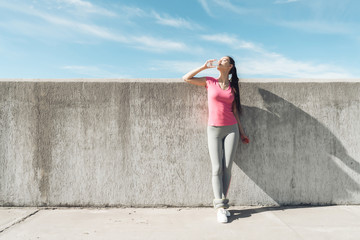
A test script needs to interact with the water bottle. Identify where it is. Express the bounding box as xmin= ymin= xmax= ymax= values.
xmin=207 ymin=60 xmax=218 ymax=68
